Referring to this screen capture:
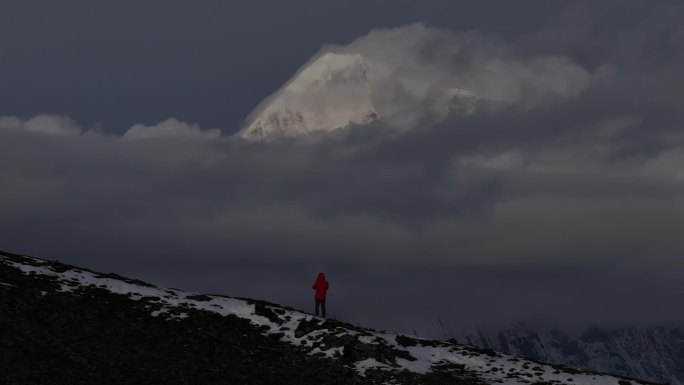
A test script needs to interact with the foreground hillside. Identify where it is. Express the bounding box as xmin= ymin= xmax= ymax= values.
xmin=0 ymin=250 xmax=659 ymax=385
